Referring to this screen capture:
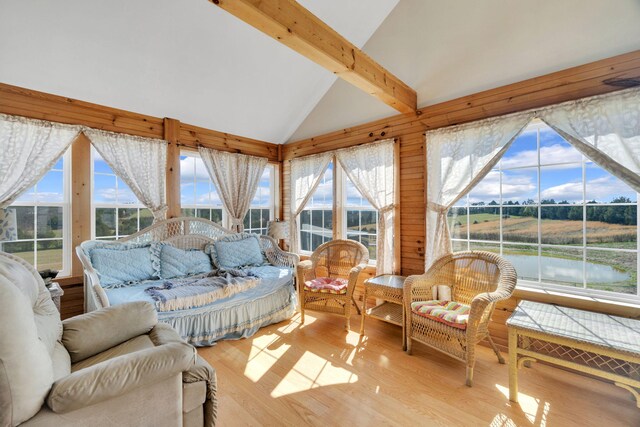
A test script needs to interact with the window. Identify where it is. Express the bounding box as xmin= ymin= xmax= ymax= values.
xmin=300 ymin=162 xmax=334 ymax=252
xmin=180 ymin=153 xmax=224 ymax=224
xmin=344 ymin=175 xmax=378 ymax=261
xmin=243 ymin=167 xmax=274 ymax=235
xmin=297 ymin=161 xmax=379 ymax=259
xmin=180 ymin=151 xmax=275 ymax=232
xmin=93 ymin=148 xmax=153 ymax=239
xmin=5 ymin=152 xmax=71 ymax=275
xmin=449 ymin=121 xmax=638 ymax=300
